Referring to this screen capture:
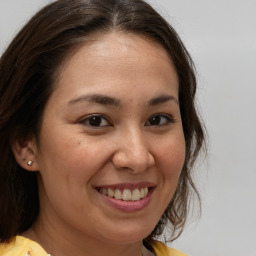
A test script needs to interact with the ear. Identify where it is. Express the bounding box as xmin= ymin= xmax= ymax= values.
xmin=12 ymin=137 xmax=39 ymax=171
